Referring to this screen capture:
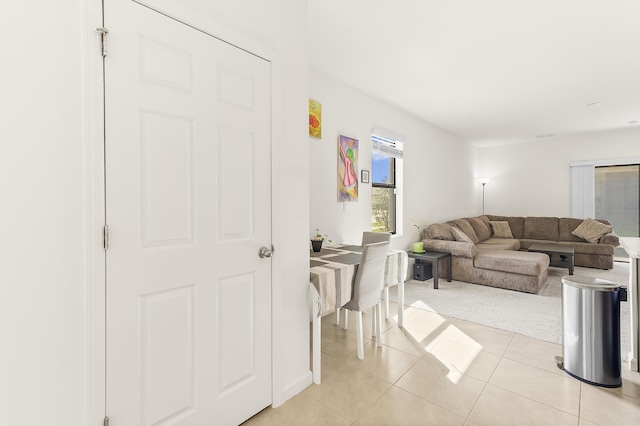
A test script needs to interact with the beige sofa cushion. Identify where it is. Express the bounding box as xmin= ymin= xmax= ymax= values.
xmin=600 ymin=233 xmax=620 ymax=246
xmin=571 ymin=218 xmax=613 ymax=243
xmin=487 ymin=215 xmax=525 ymax=239
xmin=524 ymin=217 xmax=559 ymax=241
xmin=474 ymin=249 xmax=549 ymax=276
xmin=477 ymin=237 xmax=521 ymax=251
xmin=466 ymin=216 xmax=492 ymax=241
xmin=559 ymin=217 xmax=588 ymax=242
xmin=422 ymin=239 xmax=476 ymax=258
xmin=424 ymin=223 xmax=455 ymax=241
xmin=452 ymin=226 xmax=474 ymax=243
xmin=556 ymin=241 xmax=613 ymax=255
xmin=447 ymin=219 xmax=479 ymax=244
xmin=489 ymin=221 xmax=514 ymax=238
